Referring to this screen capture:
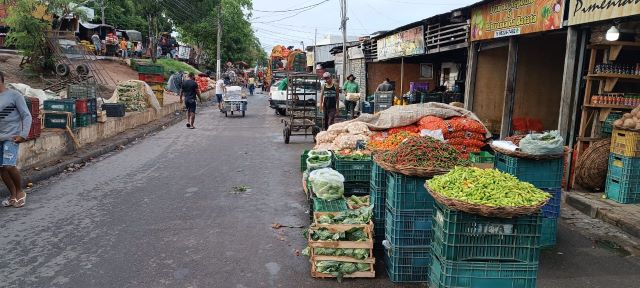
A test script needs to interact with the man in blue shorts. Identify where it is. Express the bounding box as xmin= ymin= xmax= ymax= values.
xmin=0 ymin=71 xmax=32 ymax=208
xmin=180 ymin=72 xmax=201 ymax=129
